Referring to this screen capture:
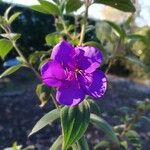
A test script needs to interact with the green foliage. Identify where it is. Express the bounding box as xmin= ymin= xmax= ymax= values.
xmin=36 ymin=83 xmax=52 ymax=107
xmin=71 ymin=136 xmax=89 ymax=150
xmin=49 ymin=135 xmax=63 ymax=150
xmin=30 ymin=0 xmax=60 ymax=15
xmin=65 ymin=0 xmax=82 ymax=13
xmin=90 ymin=114 xmax=119 ymax=146
xmin=8 ymin=12 xmax=22 ymax=24
xmin=95 ymin=0 xmax=135 ymax=12
xmin=0 ymin=64 xmax=23 ymax=78
xmin=60 ymin=101 xmax=90 ymax=150
xmin=0 ymin=39 xmax=13 ymax=59
xmin=29 ymin=109 xmax=60 ymax=136
xmin=0 ymin=33 xmax=21 ymax=41
xmin=45 ymin=32 xmax=60 ymax=46
xmin=126 ymin=130 xmax=142 ymax=150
